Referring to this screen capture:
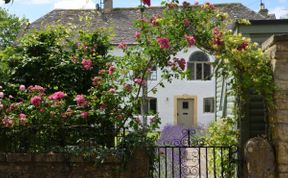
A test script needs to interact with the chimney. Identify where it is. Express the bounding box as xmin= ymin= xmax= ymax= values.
xmin=104 ymin=0 xmax=113 ymax=12
xmin=259 ymin=2 xmax=269 ymax=17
